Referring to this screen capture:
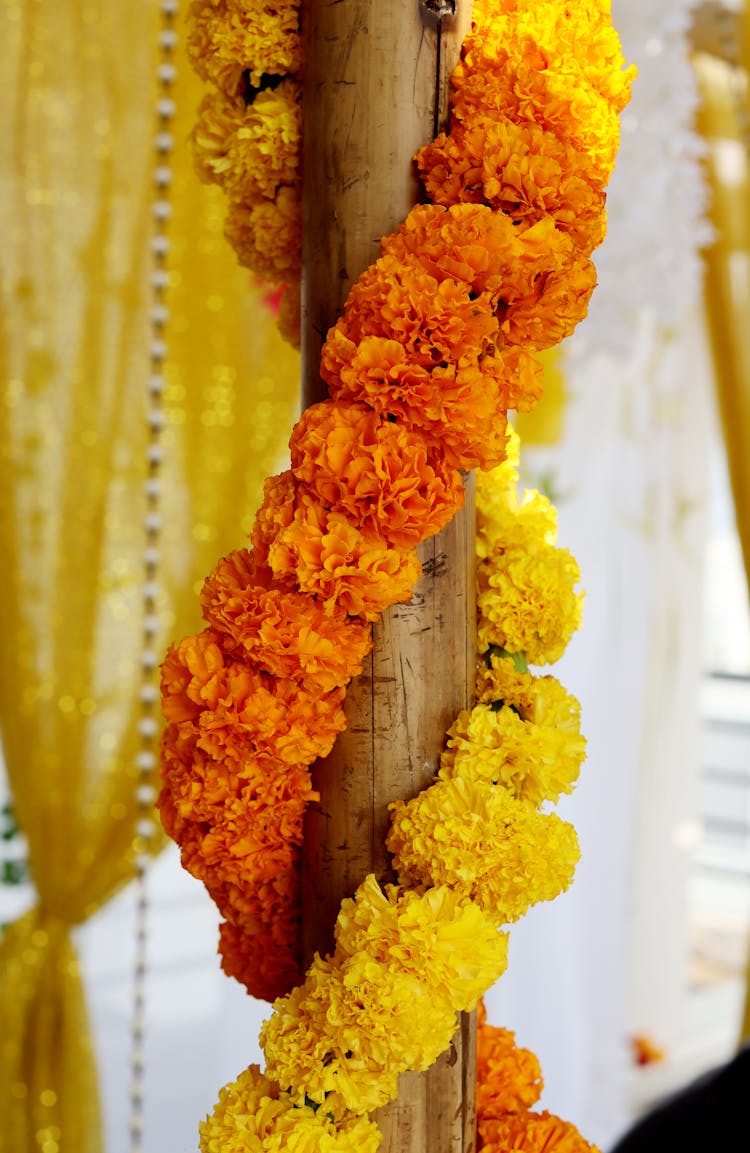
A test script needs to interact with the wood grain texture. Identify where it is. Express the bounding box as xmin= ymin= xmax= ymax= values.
xmin=301 ymin=0 xmax=473 ymax=404
xmin=300 ymin=2 xmax=477 ymax=1150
